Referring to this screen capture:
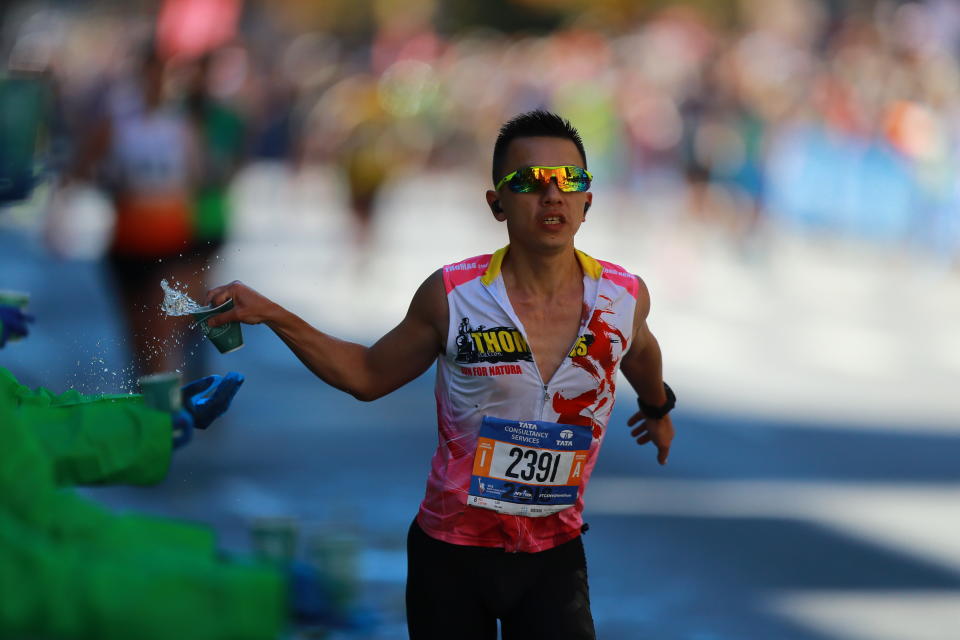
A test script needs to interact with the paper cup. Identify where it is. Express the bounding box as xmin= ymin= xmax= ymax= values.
xmin=0 ymin=290 xmax=30 ymax=309
xmin=250 ymin=517 xmax=299 ymax=563
xmin=306 ymin=531 xmax=359 ymax=607
xmin=138 ymin=371 xmax=183 ymax=412
xmin=191 ymin=298 xmax=244 ymax=354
